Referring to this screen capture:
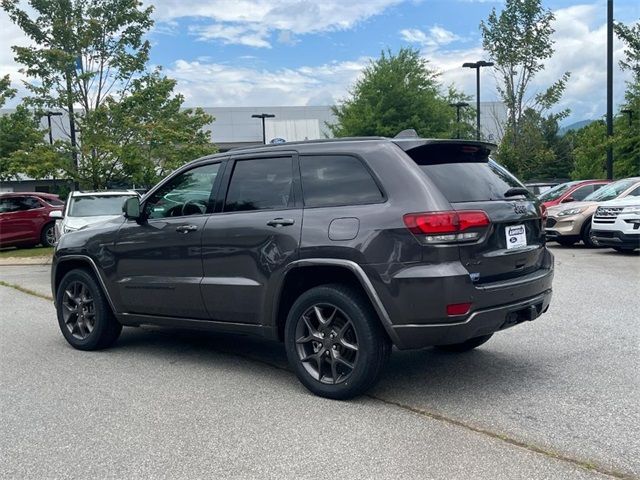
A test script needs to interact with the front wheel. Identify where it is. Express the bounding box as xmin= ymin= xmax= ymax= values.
xmin=284 ymin=284 xmax=390 ymax=400
xmin=435 ymin=334 xmax=493 ymax=353
xmin=56 ymin=269 xmax=122 ymax=350
xmin=581 ymin=221 xmax=598 ymax=248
